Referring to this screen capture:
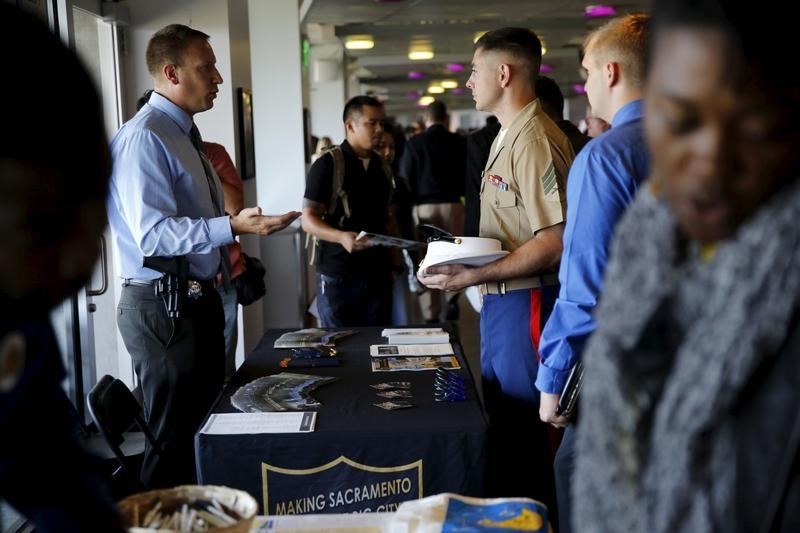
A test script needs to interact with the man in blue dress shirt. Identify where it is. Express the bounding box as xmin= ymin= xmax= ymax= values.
xmin=107 ymin=24 xmax=298 ymax=488
xmin=534 ymin=14 xmax=651 ymax=533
